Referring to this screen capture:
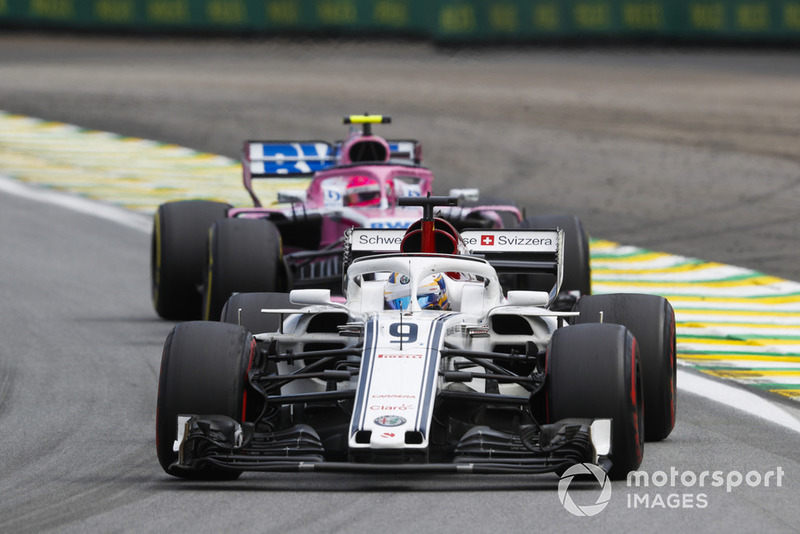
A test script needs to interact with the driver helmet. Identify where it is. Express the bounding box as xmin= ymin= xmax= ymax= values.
xmin=344 ymin=175 xmax=381 ymax=207
xmin=385 ymin=273 xmax=450 ymax=311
